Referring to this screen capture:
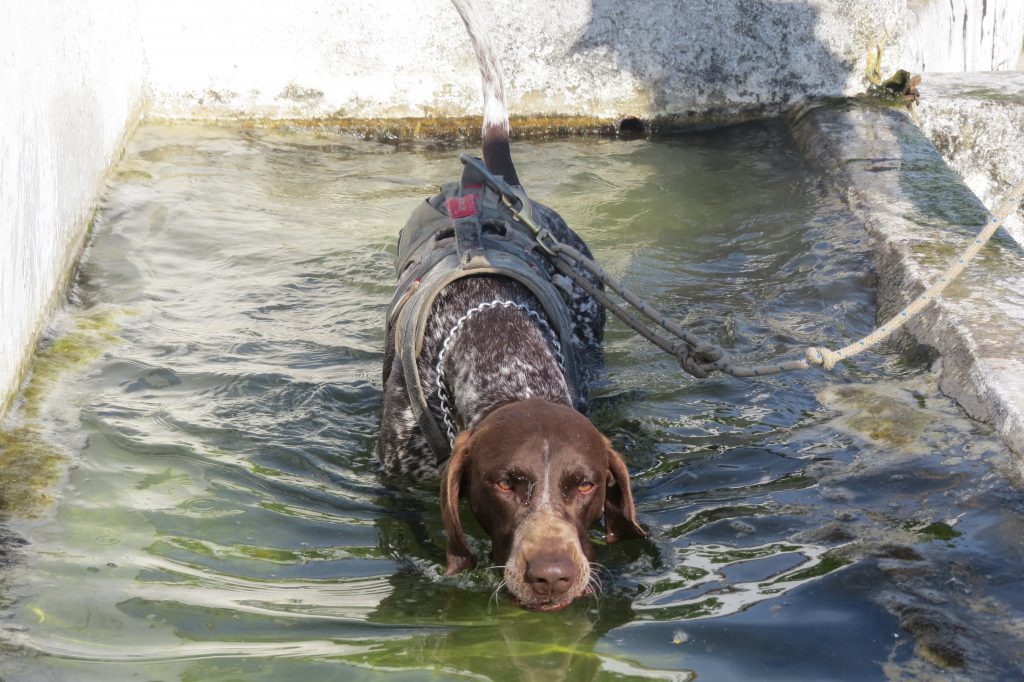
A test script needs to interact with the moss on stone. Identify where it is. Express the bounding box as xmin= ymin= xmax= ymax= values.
xmin=774 ymin=553 xmax=851 ymax=583
xmin=0 ymin=426 xmax=63 ymax=517
xmin=145 ymin=108 xmax=800 ymax=145
xmin=216 ymin=114 xmax=620 ymax=144
xmin=0 ymin=308 xmax=126 ymax=518
xmin=917 ymin=521 xmax=962 ymax=542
